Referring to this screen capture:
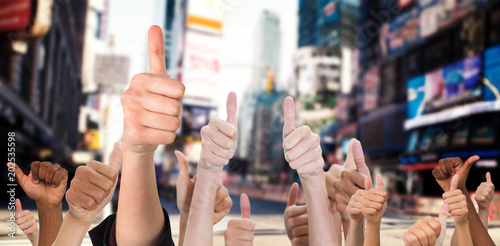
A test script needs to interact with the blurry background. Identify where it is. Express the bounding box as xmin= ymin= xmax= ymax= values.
xmin=1 ymin=0 xmax=500 ymax=244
